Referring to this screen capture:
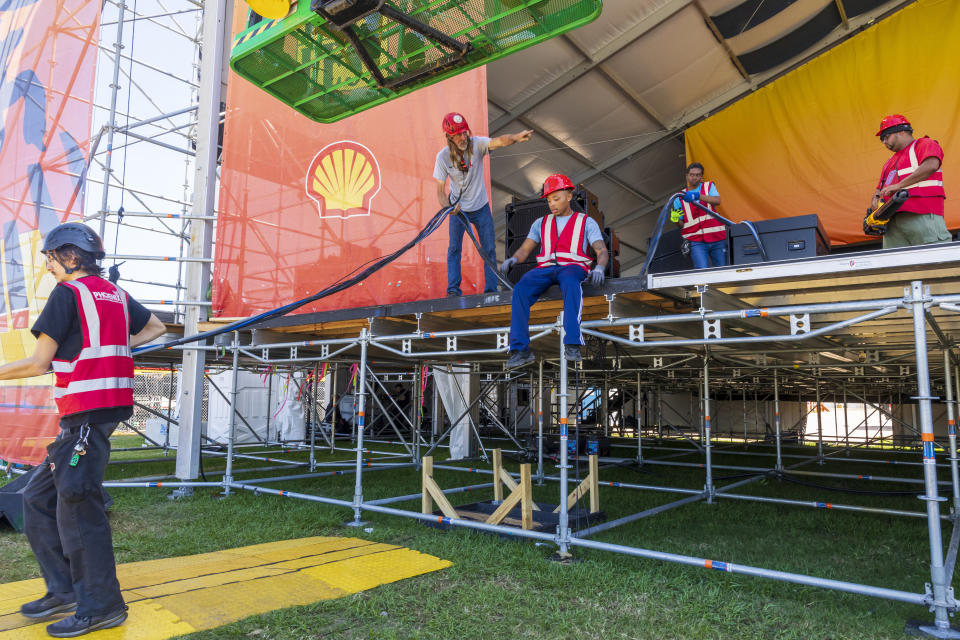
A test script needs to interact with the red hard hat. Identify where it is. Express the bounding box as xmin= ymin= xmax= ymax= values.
xmin=542 ymin=174 xmax=575 ymax=198
xmin=442 ymin=112 xmax=470 ymax=136
xmin=876 ymin=114 xmax=911 ymax=136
